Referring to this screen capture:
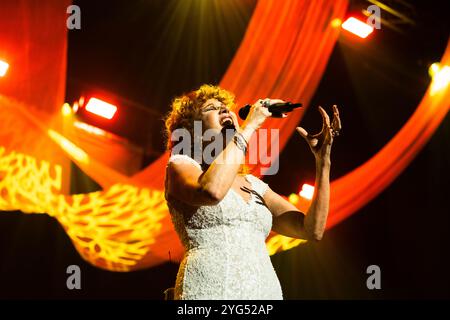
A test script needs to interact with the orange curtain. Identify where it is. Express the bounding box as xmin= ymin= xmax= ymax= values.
xmin=131 ymin=0 xmax=348 ymax=188
xmin=327 ymin=48 xmax=450 ymax=229
xmin=3 ymin=0 xmax=448 ymax=271
xmin=0 ymin=0 xmax=72 ymax=193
